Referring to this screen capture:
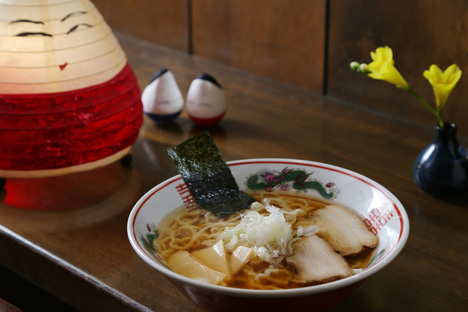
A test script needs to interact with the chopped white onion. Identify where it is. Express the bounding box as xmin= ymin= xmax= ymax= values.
xmin=219 ymin=203 xmax=295 ymax=262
